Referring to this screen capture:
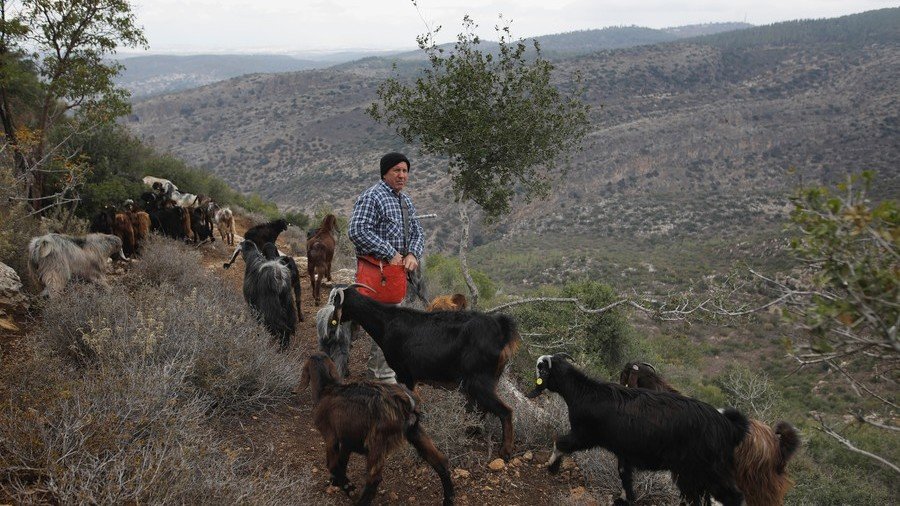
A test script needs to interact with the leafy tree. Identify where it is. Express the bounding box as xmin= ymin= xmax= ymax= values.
xmin=369 ymin=14 xmax=589 ymax=306
xmin=0 ymin=0 xmax=146 ymax=212
xmin=788 ymin=171 xmax=898 ymax=368
xmin=783 ymin=171 xmax=898 ymax=473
